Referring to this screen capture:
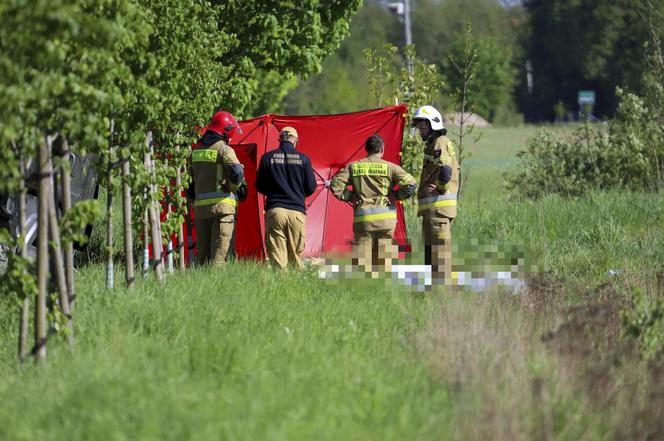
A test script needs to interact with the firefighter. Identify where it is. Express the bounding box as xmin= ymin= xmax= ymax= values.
xmin=189 ymin=110 xmax=245 ymax=266
xmin=256 ymin=126 xmax=317 ymax=270
xmin=412 ymin=105 xmax=459 ymax=285
xmin=330 ymin=134 xmax=416 ymax=276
